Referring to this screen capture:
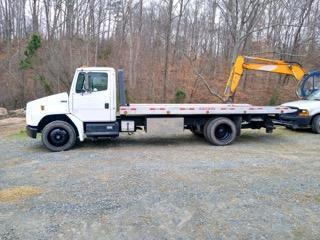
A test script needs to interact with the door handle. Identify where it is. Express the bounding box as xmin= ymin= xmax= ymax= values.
xmin=105 ymin=103 xmax=109 ymax=109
